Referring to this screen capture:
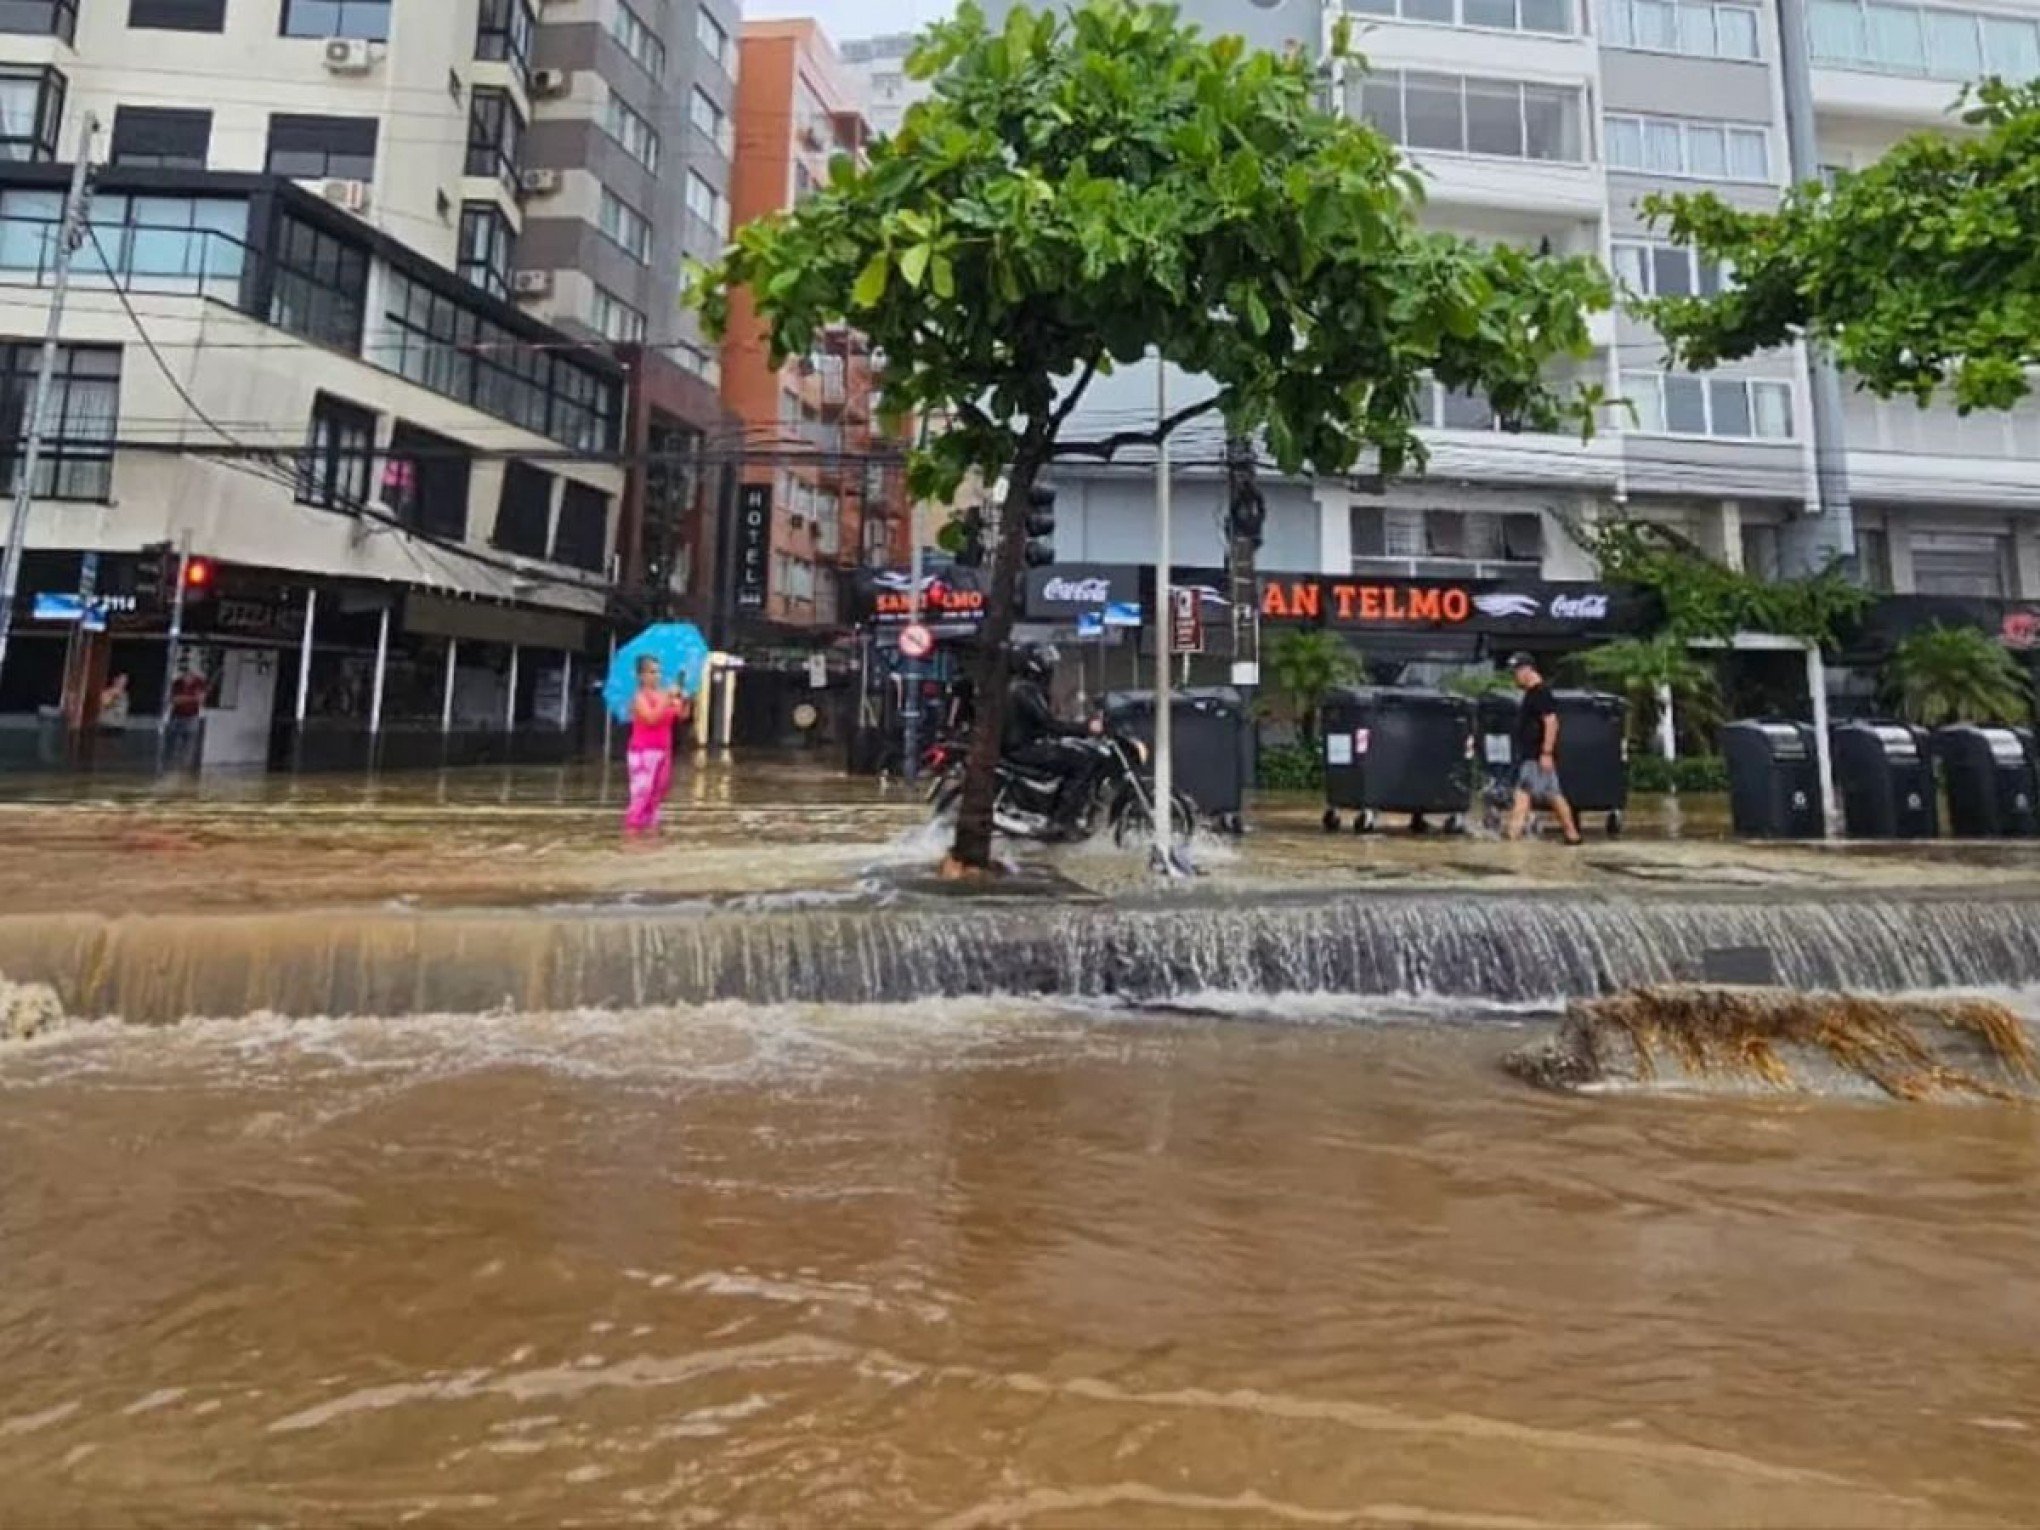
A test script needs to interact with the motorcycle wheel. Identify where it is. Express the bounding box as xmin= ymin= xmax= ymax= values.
xmin=1111 ymin=789 xmax=1196 ymax=849
xmin=929 ymin=779 xmax=962 ymax=822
